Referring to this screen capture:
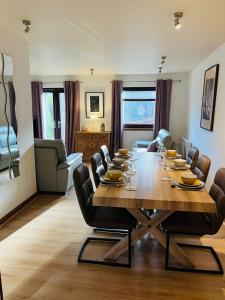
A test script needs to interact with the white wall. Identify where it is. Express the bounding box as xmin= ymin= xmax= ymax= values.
xmin=0 ymin=28 xmax=36 ymax=219
xmin=187 ymin=42 xmax=225 ymax=188
xmin=34 ymin=72 xmax=189 ymax=150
